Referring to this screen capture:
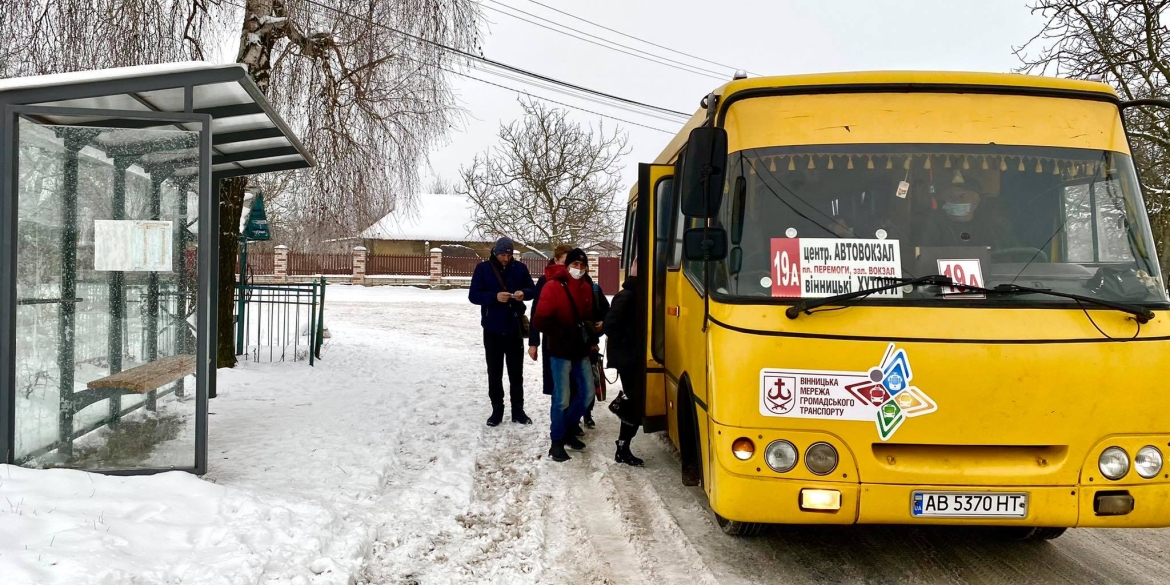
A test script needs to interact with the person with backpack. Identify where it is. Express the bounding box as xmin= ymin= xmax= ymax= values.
xmin=603 ymin=271 xmax=644 ymax=466
xmin=468 ymin=237 xmax=535 ymax=427
xmin=533 ymin=248 xmax=597 ymax=462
